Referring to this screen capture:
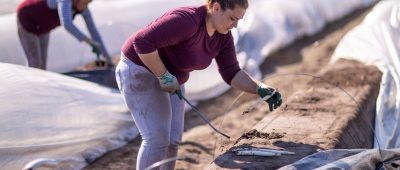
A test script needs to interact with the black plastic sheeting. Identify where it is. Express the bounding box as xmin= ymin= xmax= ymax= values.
xmin=64 ymin=67 xmax=117 ymax=89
